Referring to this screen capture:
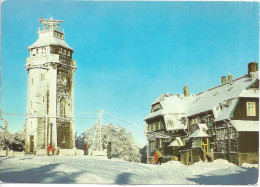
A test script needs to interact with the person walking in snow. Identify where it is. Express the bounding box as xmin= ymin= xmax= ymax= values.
xmin=47 ymin=144 xmax=51 ymax=156
xmin=155 ymin=150 xmax=163 ymax=165
xmin=51 ymin=146 xmax=55 ymax=156
xmin=83 ymin=143 xmax=88 ymax=155
xmin=107 ymin=141 xmax=111 ymax=159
